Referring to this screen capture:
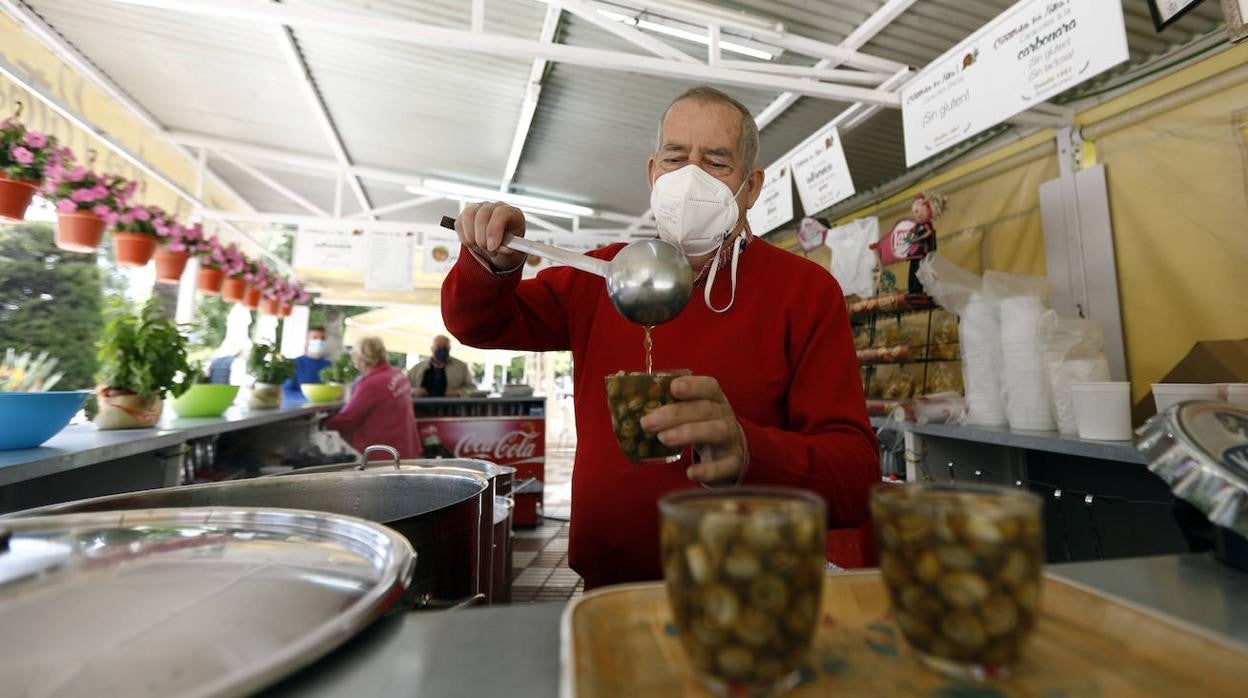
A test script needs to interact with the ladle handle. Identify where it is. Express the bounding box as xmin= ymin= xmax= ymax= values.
xmin=438 ymin=216 xmax=607 ymax=278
